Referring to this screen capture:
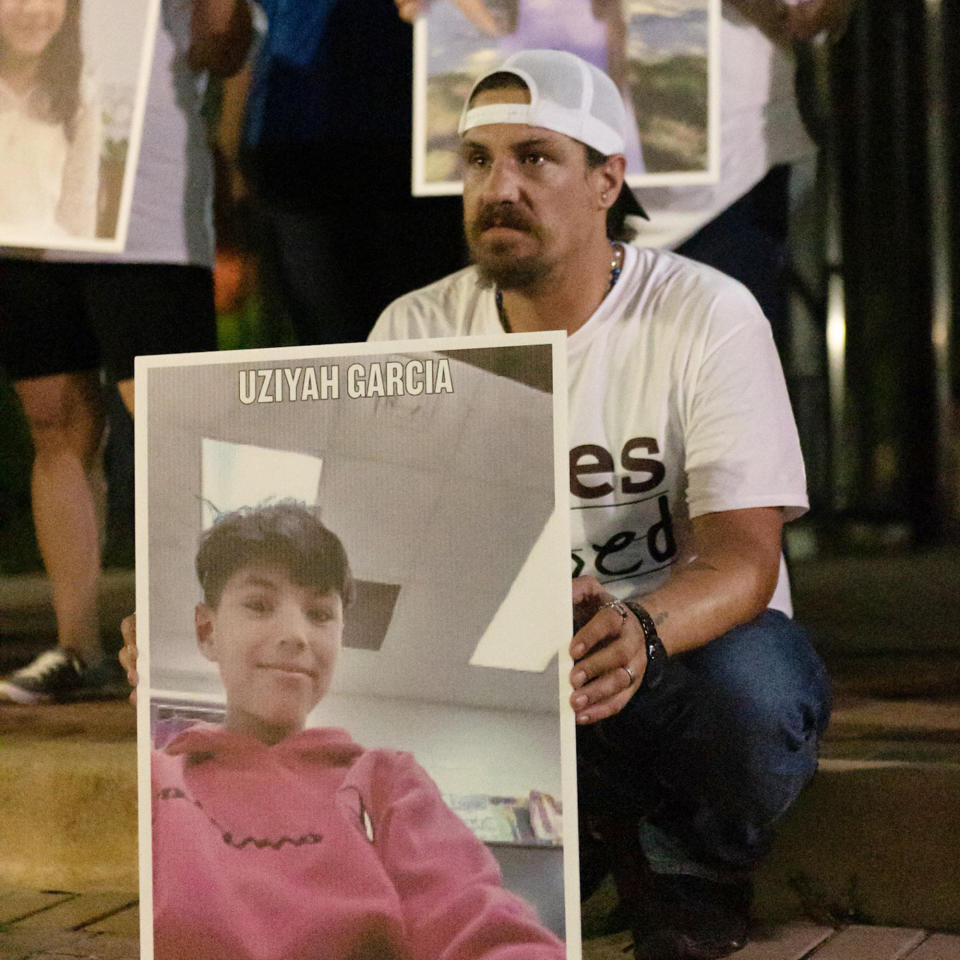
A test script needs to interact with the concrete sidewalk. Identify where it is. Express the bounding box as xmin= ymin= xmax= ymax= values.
xmin=0 ymin=888 xmax=138 ymax=960
xmin=5 ymin=886 xmax=959 ymax=960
